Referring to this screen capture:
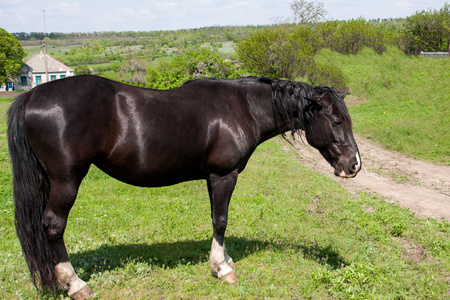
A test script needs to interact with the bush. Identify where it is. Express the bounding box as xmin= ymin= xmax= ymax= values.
xmin=403 ymin=2 xmax=450 ymax=54
xmin=235 ymin=25 xmax=320 ymax=79
xmin=306 ymin=63 xmax=347 ymax=90
xmin=234 ymin=28 xmax=281 ymax=77
xmin=317 ymin=19 xmax=387 ymax=55
xmin=146 ymin=49 xmax=241 ymax=89
xmin=74 ymin=65 xmax=92 ymax=75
